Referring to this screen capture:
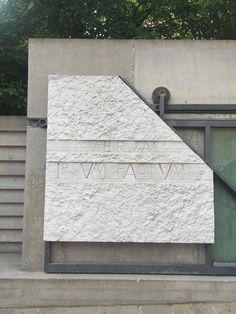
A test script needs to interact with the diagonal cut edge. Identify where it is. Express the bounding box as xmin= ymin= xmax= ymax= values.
xmin=119 ymin=76 xmax=236 ymax=196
